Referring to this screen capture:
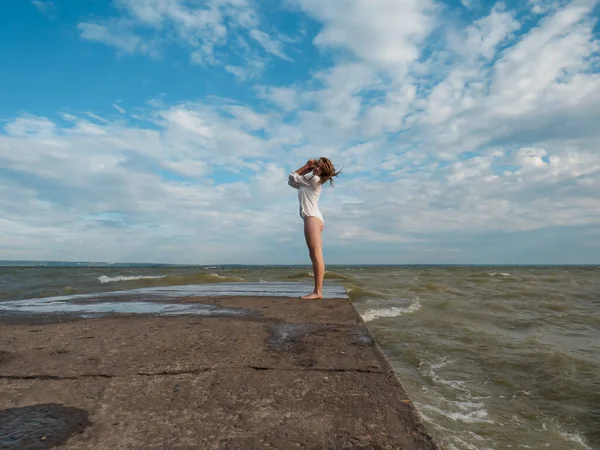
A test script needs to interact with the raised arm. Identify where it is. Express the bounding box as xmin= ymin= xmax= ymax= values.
xmin=288 ymin=160 xmax=319 ymax=189
xmin=295 ymin=160 xmax=315 ymax=175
